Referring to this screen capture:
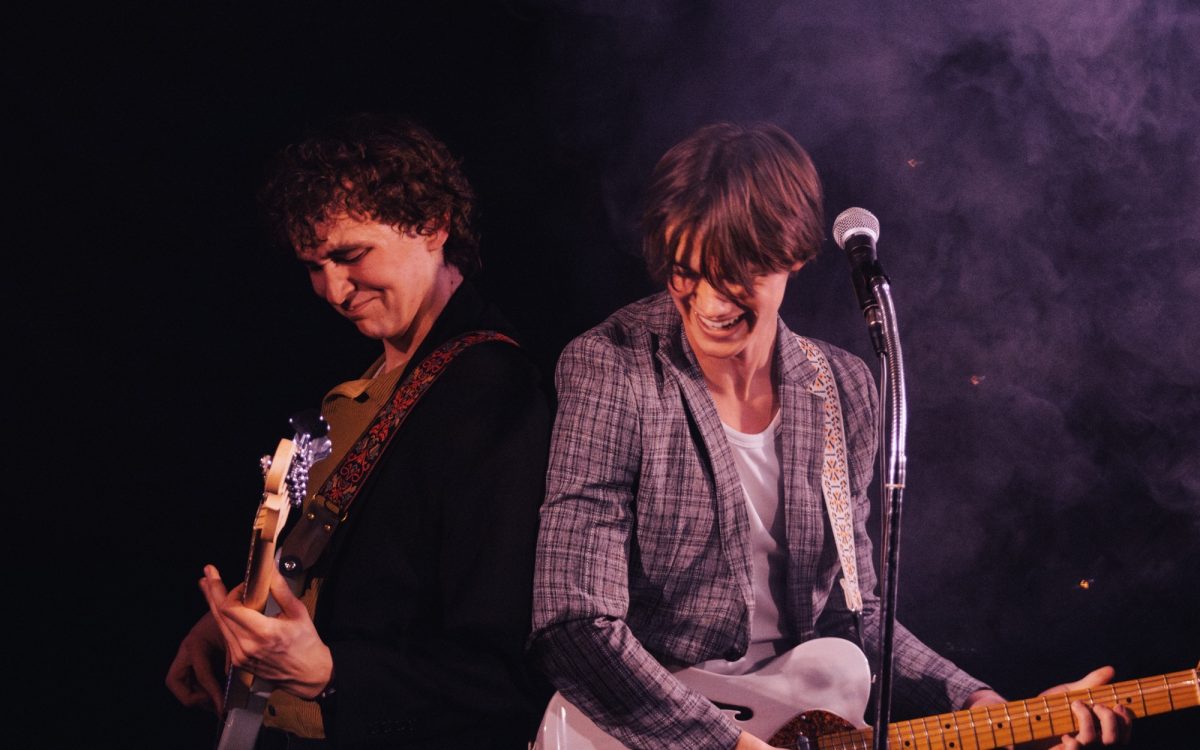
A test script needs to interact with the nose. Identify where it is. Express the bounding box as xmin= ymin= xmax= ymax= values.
xmin=311 ymin=264 xmax=354 ymax=308
xmin=691 ymin=278 xmax=738 ymax=316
